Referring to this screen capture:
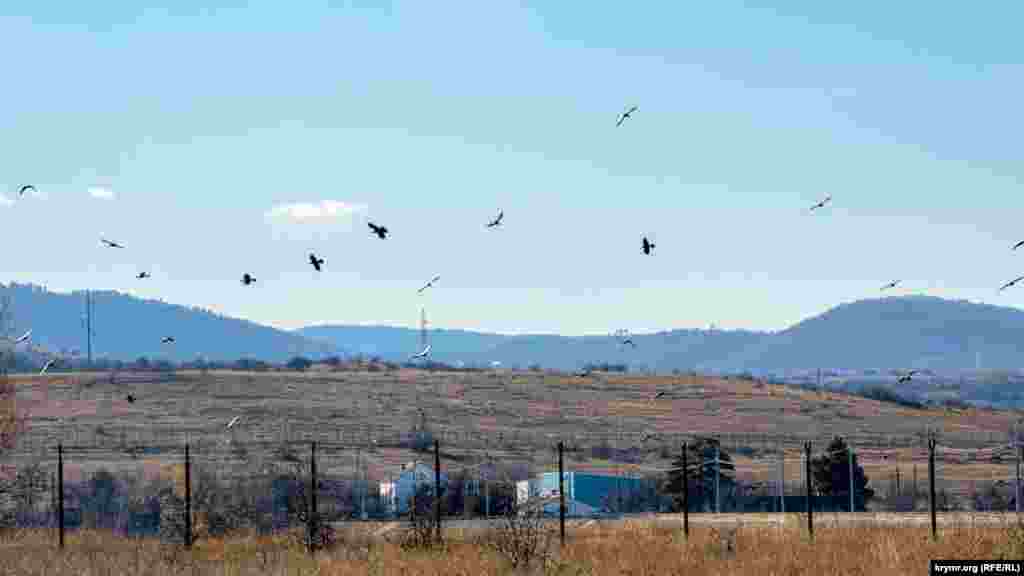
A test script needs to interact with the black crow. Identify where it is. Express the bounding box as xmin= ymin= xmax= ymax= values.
xmin=368 ymin=222 xmax=388 ymax=239
xmin=642 ymin=237 xmax=655 ymax=255
xmin=241 ymin=273 xmax=256 ymax=286
xmin=309 ymin=253 xmax=325 ymax=272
